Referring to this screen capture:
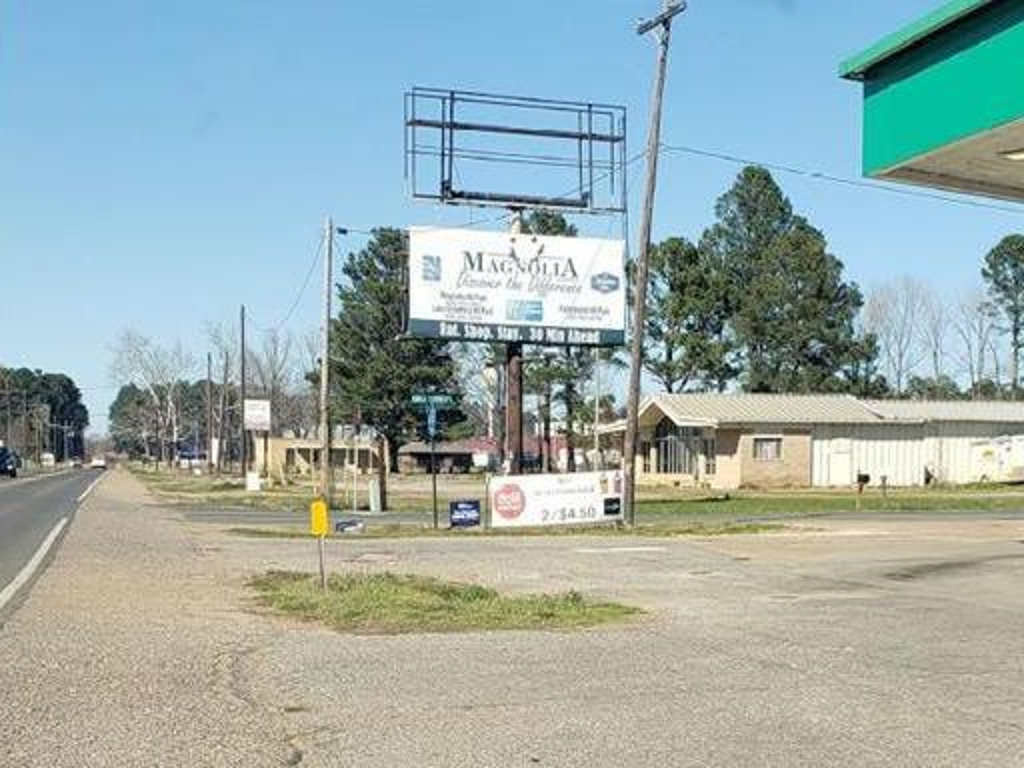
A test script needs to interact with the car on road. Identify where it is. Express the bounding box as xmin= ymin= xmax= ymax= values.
xmin=0 ymin=447 xmax=19 ymax=478
xmin=89 ymin=456 xmax=107 ymax=469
